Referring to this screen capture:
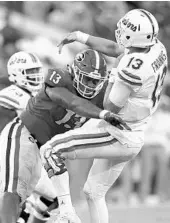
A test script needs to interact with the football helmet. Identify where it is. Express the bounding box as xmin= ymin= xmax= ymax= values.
xmin=7 ymin=51 xmax=44 ymax=93
xmin=72 ymin=49 xmax=107 ymax=99
xmin=115 ymin=9 xmax=159 ymax=48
